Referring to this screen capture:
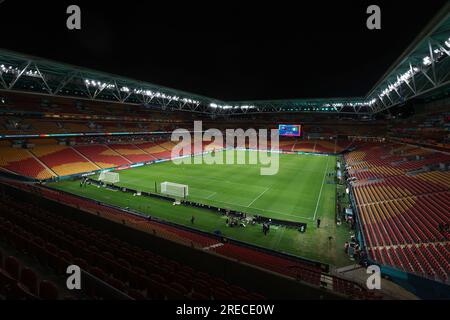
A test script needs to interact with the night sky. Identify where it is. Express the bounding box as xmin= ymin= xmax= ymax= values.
xmin=0 ymin=0 xmax=447 ymax=101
